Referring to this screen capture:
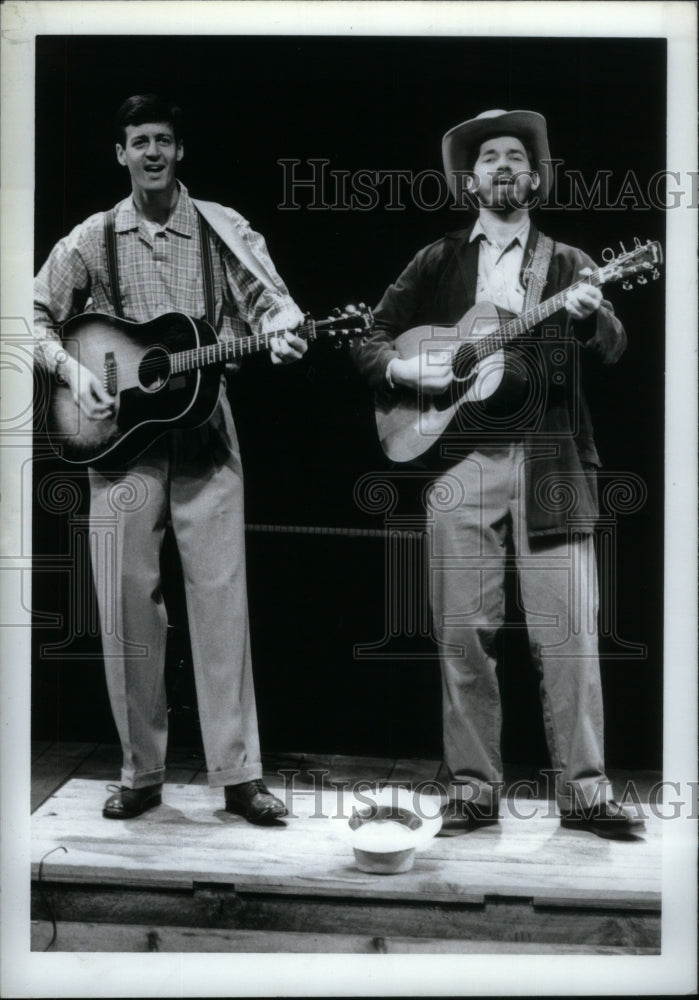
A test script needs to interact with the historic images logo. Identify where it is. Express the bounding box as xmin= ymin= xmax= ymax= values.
xmin=278 ymin=158 xmax=697 ymax=212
